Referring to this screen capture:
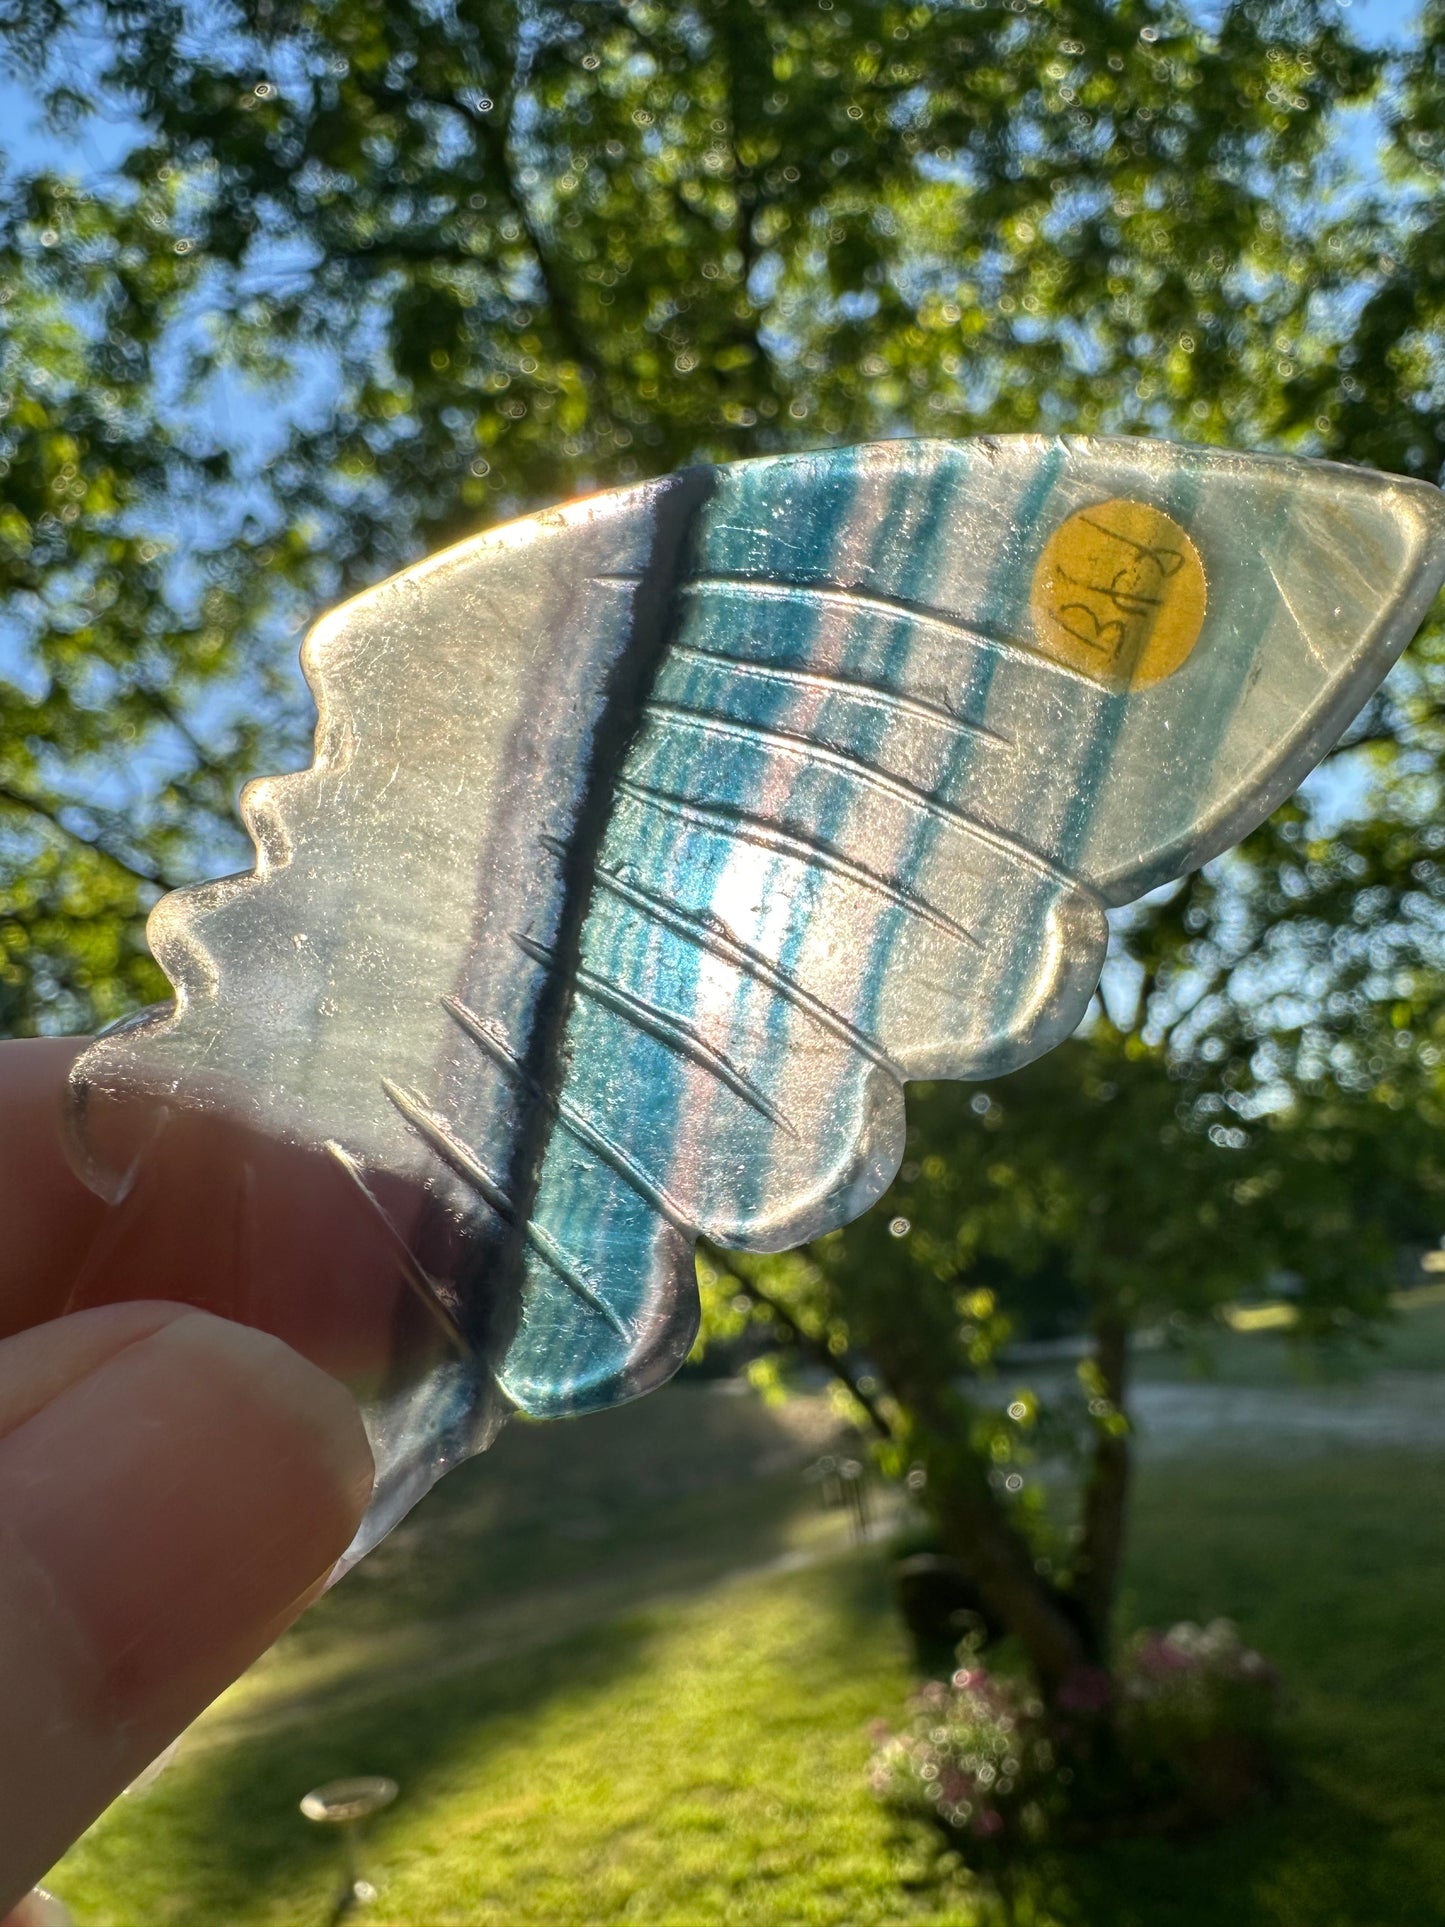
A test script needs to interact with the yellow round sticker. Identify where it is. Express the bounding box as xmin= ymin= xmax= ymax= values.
xmin=1029 ymin=499 xmax=1207 ymax=689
